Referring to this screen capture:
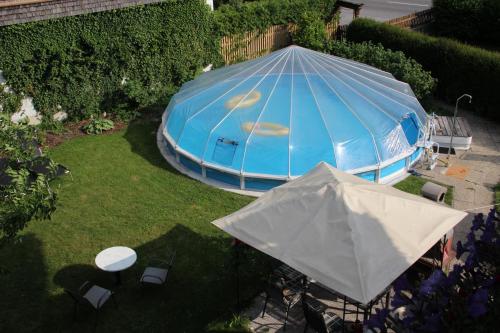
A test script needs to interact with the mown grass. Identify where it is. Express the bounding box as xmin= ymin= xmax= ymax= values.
xmin=394 ymin=175 xmax=454 ymax=206
xmin=0 ymin=117 xmax=267 ymax=332
xmin=0 ymin=115 xmax=456 ymax=332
